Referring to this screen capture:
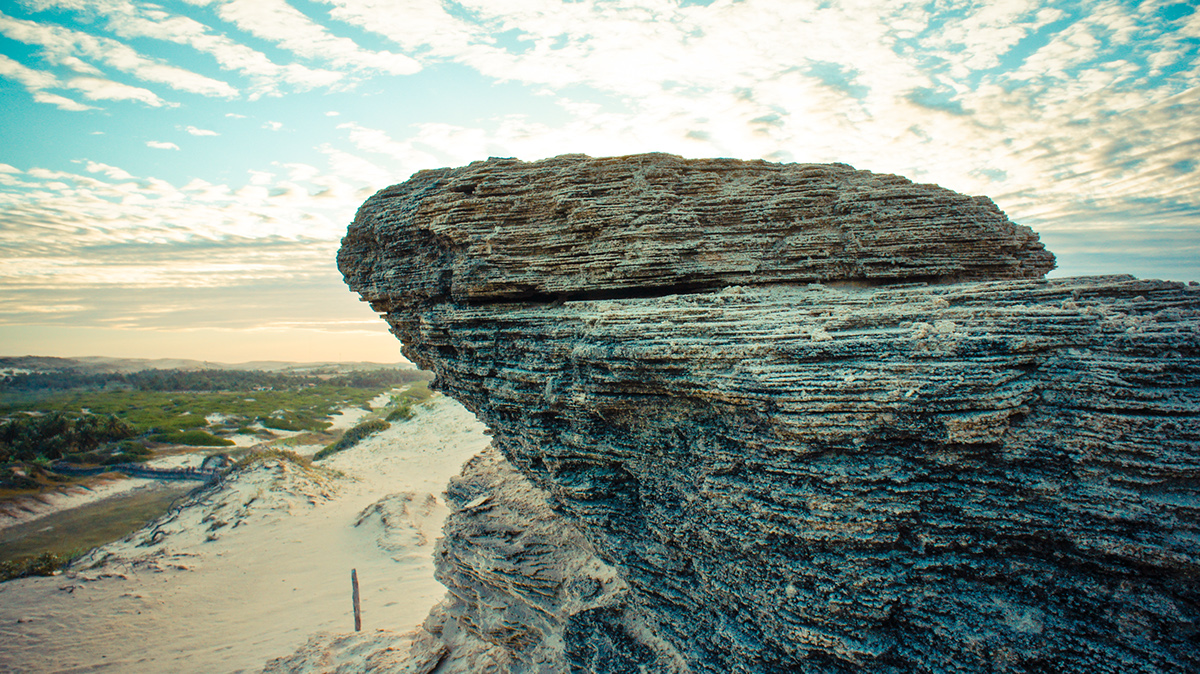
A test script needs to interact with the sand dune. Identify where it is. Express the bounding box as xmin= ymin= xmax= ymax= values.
xmin=0 ymin=397 xmax=488 ymax=673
